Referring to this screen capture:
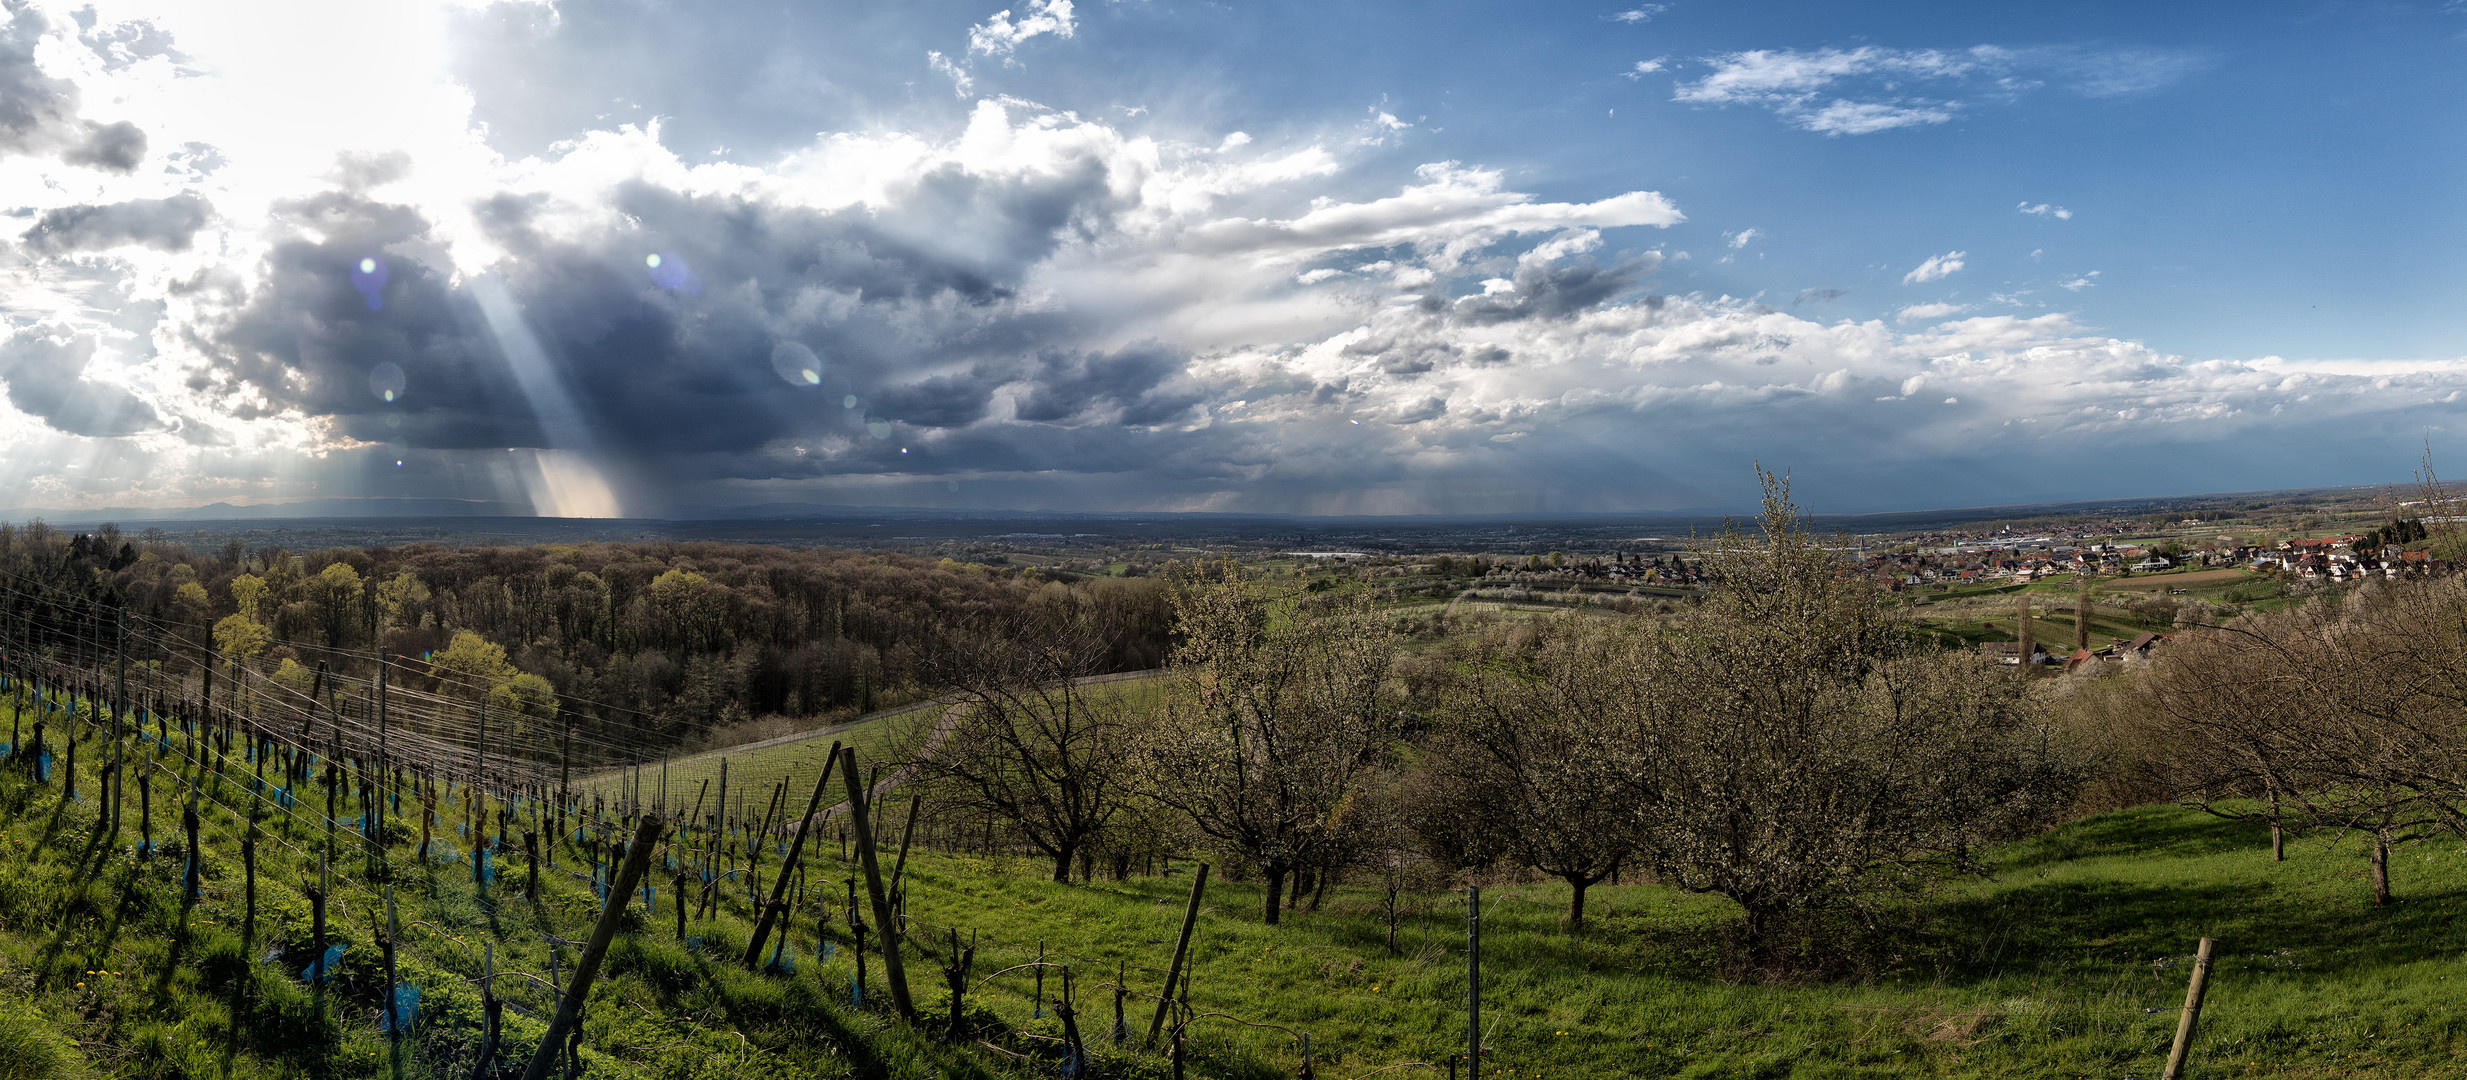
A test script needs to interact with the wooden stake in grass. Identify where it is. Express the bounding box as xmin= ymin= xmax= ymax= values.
xmin=1466 ymin=885 xmax=1482 ymax=1077
xmin=2160 ymin=937 xmax=2218 ymax=1080
xmin=183 ymin=798 xmax=200 ymax=901
xmin=1147 ymin=862 xmax=1209 ymax=1044
xmin=520 ymin=813 xmax=664 ymax=1080
xmin=743 ymin=742 xmax=838 ymax=970
xmin=841 ymin=747 xmax=915 ymax=1019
